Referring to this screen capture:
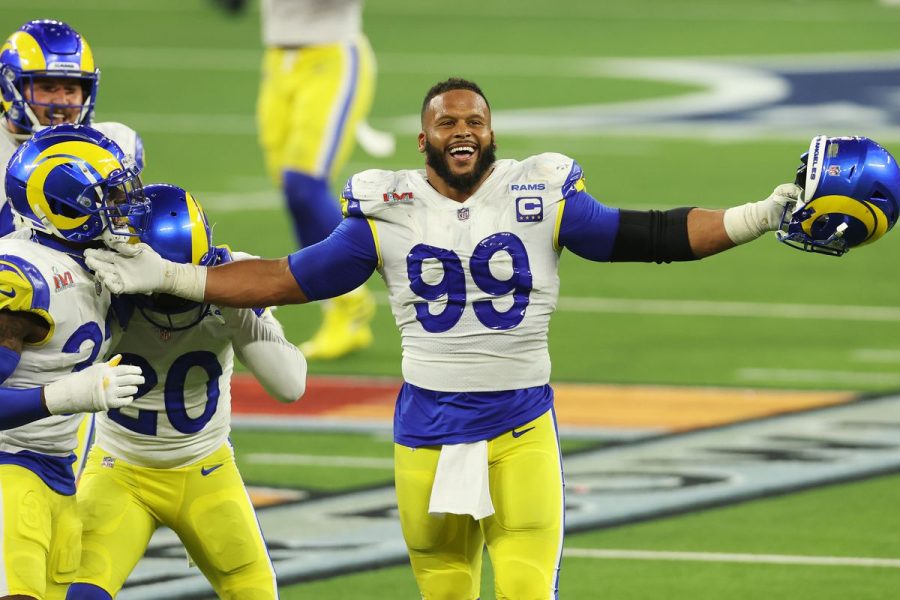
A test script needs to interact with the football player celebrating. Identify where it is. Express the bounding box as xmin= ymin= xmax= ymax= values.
xmin=0 ymin=19 xmax=144 ymax=236
xmin=0 ymin=125 xmax=146 ymax=600
xmin=68 ymin=185 xmax=306 ymax=600
xmin=85 ymin=78 xmax=852 ymax=599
